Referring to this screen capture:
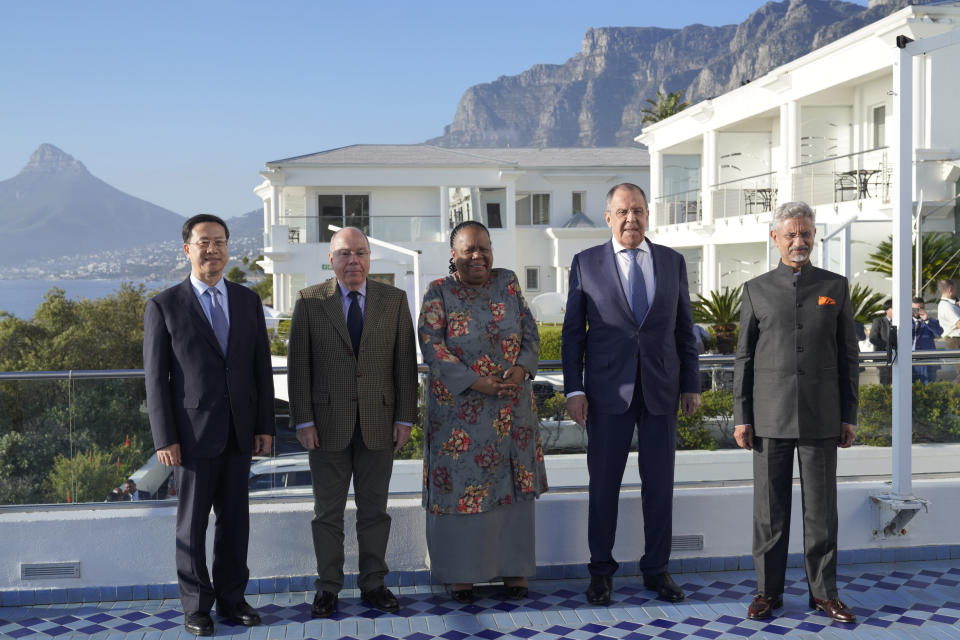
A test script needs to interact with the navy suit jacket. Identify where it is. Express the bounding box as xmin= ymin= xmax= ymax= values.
xmin=143 ymin=278 xmax=275 ymax=458
xmin=561 ymin=239 xmax=699 ymax=416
